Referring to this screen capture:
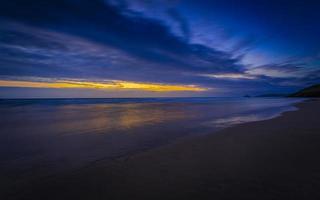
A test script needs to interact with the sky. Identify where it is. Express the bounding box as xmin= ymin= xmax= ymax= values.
xmin=0 ymin=0 xmax=320 ymax=98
